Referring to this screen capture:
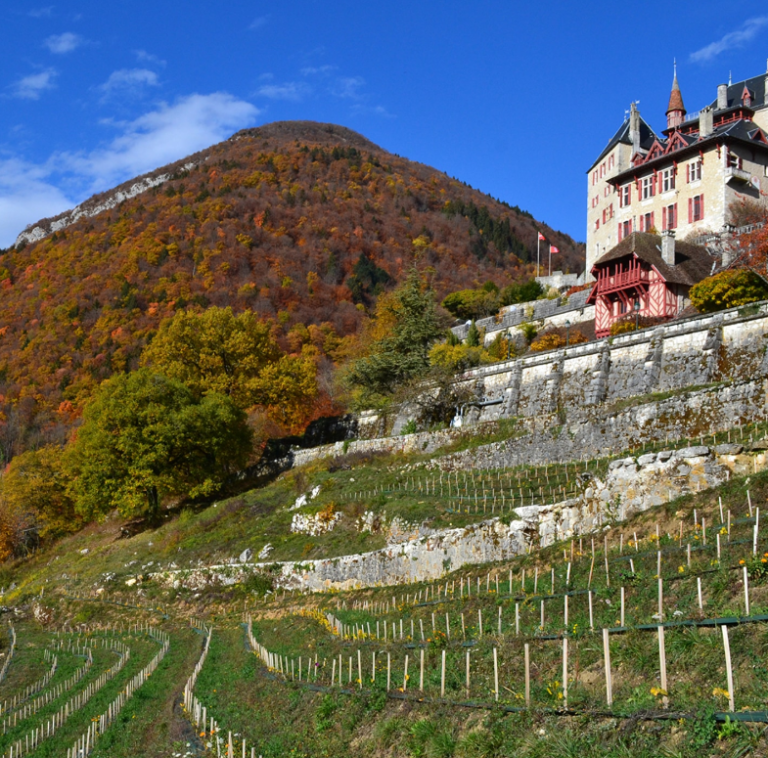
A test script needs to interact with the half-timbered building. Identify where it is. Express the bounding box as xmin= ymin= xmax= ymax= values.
xmin=586 ymin=230 xmax=715 ymax=338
